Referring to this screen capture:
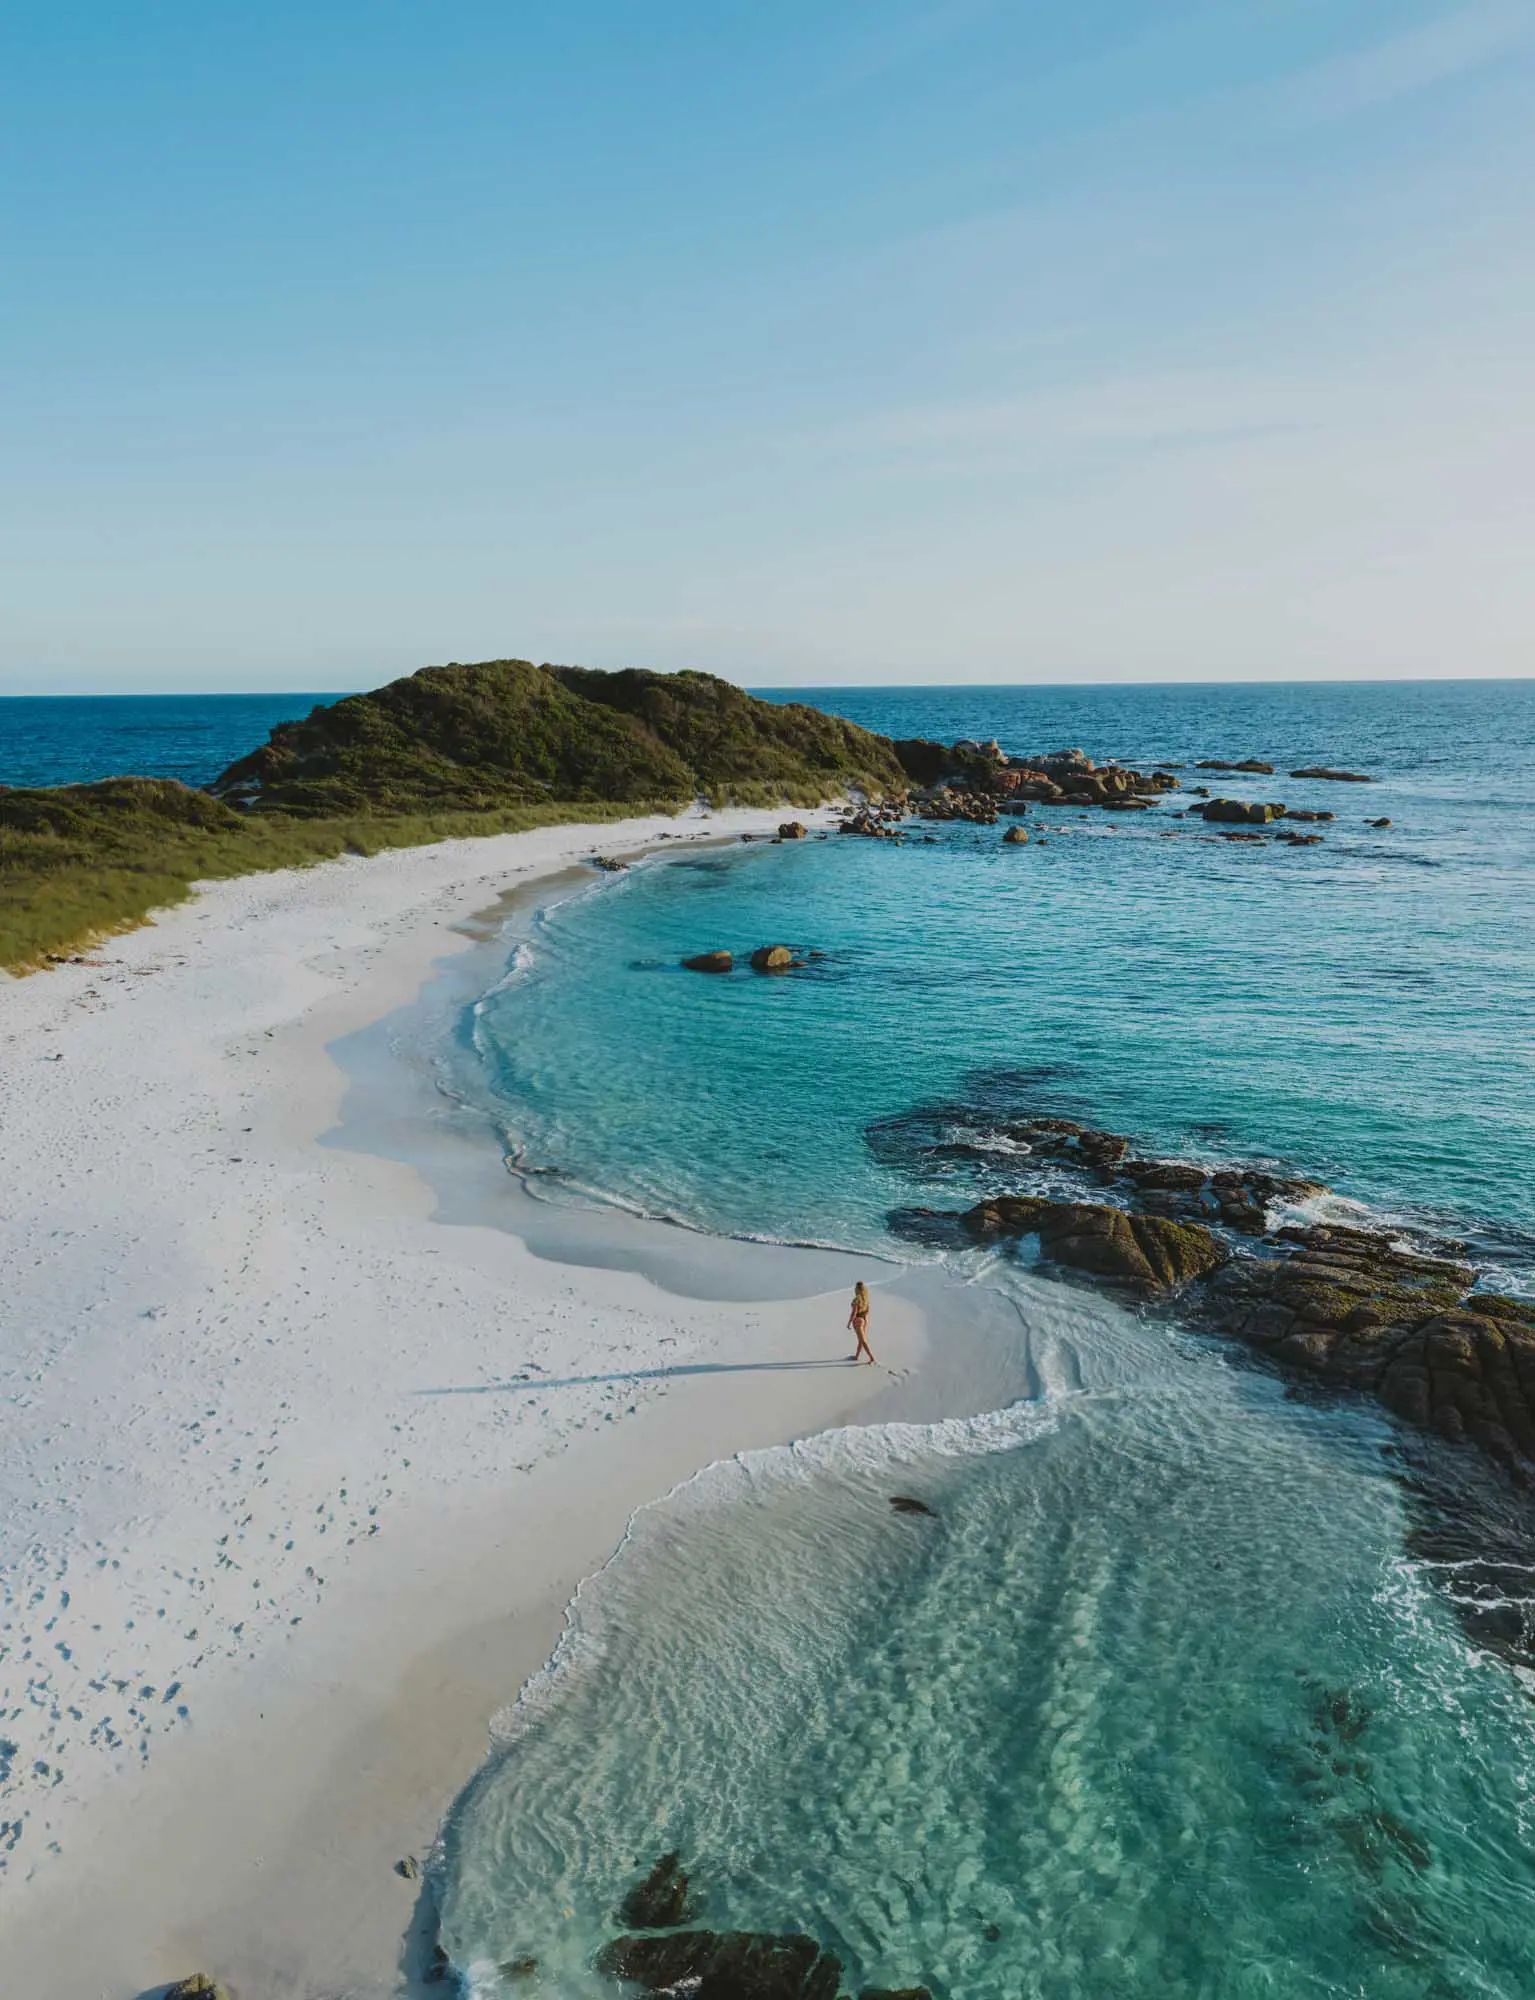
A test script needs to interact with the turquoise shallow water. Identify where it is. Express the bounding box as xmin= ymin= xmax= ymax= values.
xmin=439 ymin=682 xmax=1535 ymax=1997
